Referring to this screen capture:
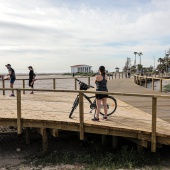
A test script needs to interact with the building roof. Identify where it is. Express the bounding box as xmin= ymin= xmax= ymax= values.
xmin=70 ymin=64 xmax=92 ymax=67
